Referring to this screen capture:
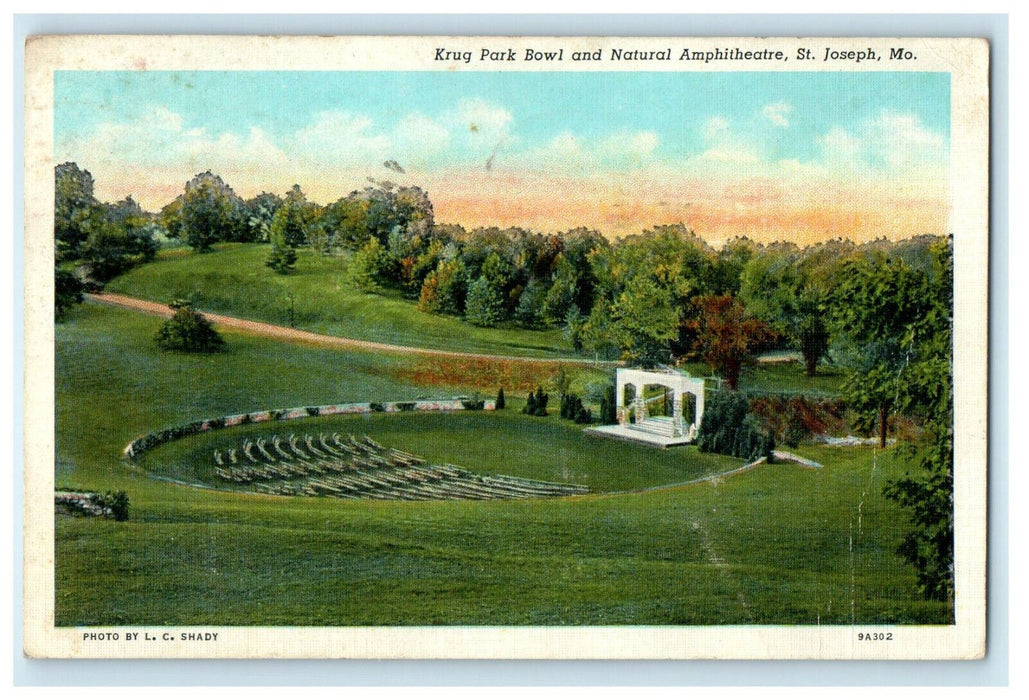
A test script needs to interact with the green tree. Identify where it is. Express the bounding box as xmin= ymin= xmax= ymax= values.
xmin=739 ymin=250 xmax=830 ymax=376
xmin=881 ymin=238 xmax=954 ymax=603
xmin=155 ymin=303 xmax=225 ymax=353
xmin=54 ymin=162 xmax=97 ymax=260
xmin=464 ymin=275 xmax=505 ymax=327
xmin=417 ymin=259 xmax=465 ymax=315
xmin=271 ymin=185 xmax=312 ymax=248
xmin=265 ymin=241 xmax=298 ymax=275
xmin=832 ymin=252 xmax=936 ymax=447
xmin=347 ymin=237 xmax=395 ymax=292
xmin=243 ymin=192 xmax=283 ymax=243
xmin=178 ymin=171 xmax=244 ymax=252
xmin=608 ymin=276 xmax=680 ymax=367
xmin=79 ymin=204 xmax=158 ymax=282
xmin=265 ymin=186 xmax=311 ymax=274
